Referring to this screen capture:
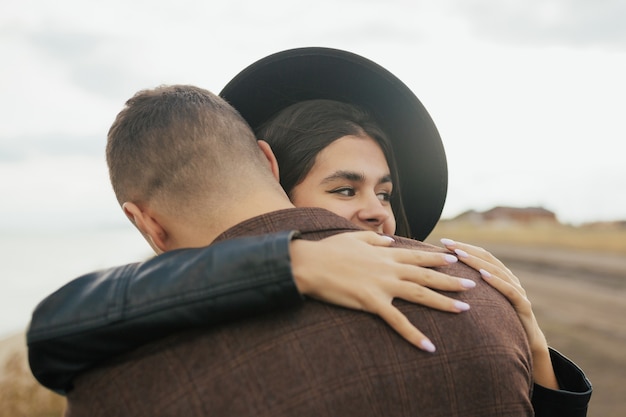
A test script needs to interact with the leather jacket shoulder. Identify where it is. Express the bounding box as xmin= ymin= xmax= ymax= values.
xmin=27 ymin=231 xmax=302 ymax=394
